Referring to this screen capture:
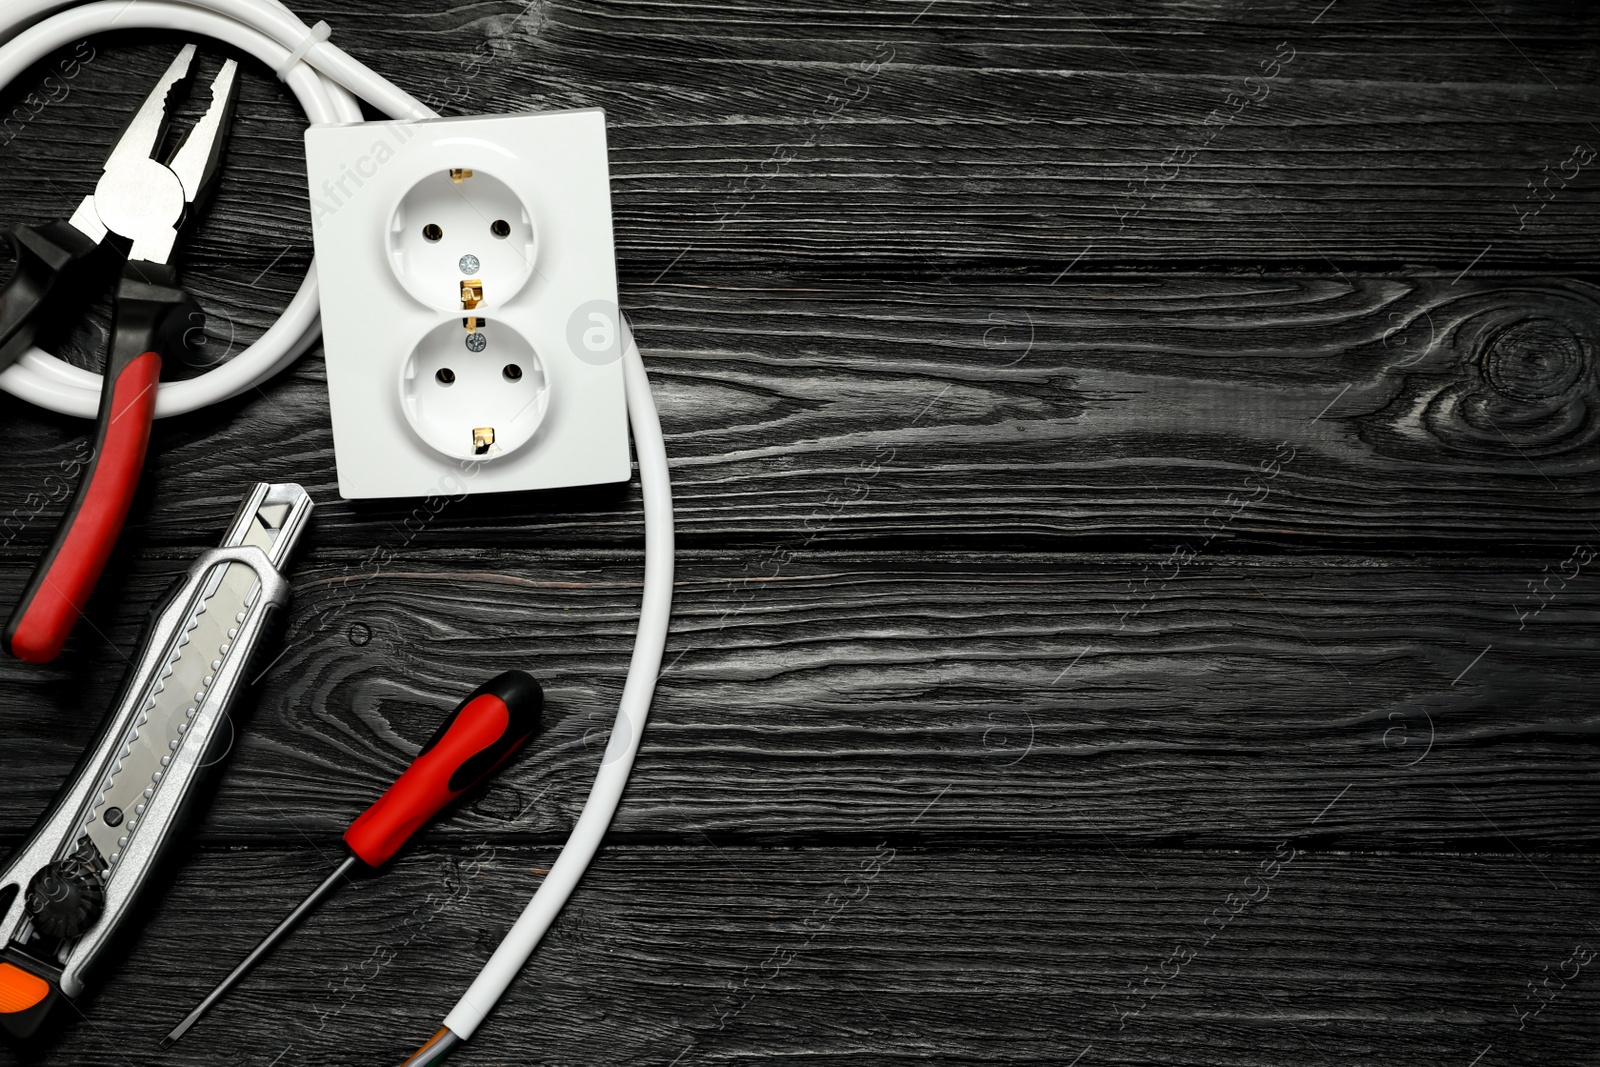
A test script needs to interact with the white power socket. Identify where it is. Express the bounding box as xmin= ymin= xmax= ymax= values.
xmin=304 ymin=109 xmax=631 ymax=499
